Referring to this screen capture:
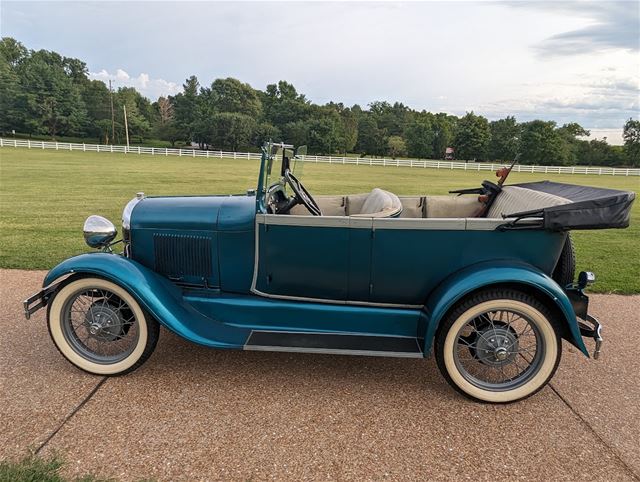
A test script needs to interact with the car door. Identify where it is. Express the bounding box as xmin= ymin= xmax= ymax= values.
xmin=253 ymin=214 xmax=350 ymax=301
